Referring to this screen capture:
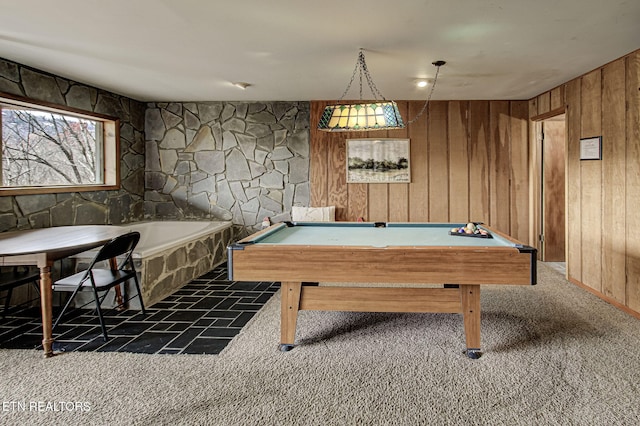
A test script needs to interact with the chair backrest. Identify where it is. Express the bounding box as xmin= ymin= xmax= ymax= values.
xmin=92 ymin=231 xmax=140 ymax=265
